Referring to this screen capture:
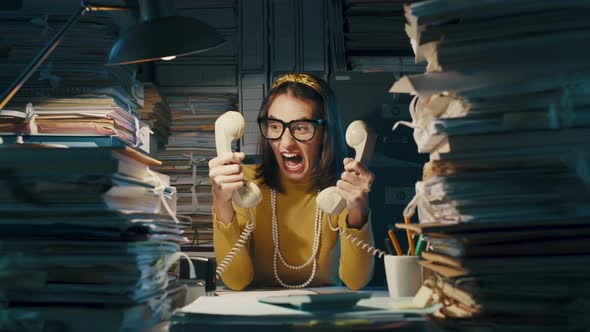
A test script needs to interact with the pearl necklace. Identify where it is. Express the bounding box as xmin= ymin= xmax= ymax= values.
xmin=271 ymin=188 xmax=322 ymax=288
